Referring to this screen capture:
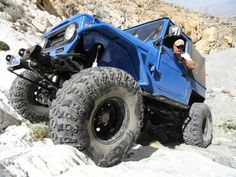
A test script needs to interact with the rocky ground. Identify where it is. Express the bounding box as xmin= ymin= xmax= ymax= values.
xmin=0 ymin=73 xmax=236 ymax=177
xmin=1 ymin=0 xmax=236 ymax=176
